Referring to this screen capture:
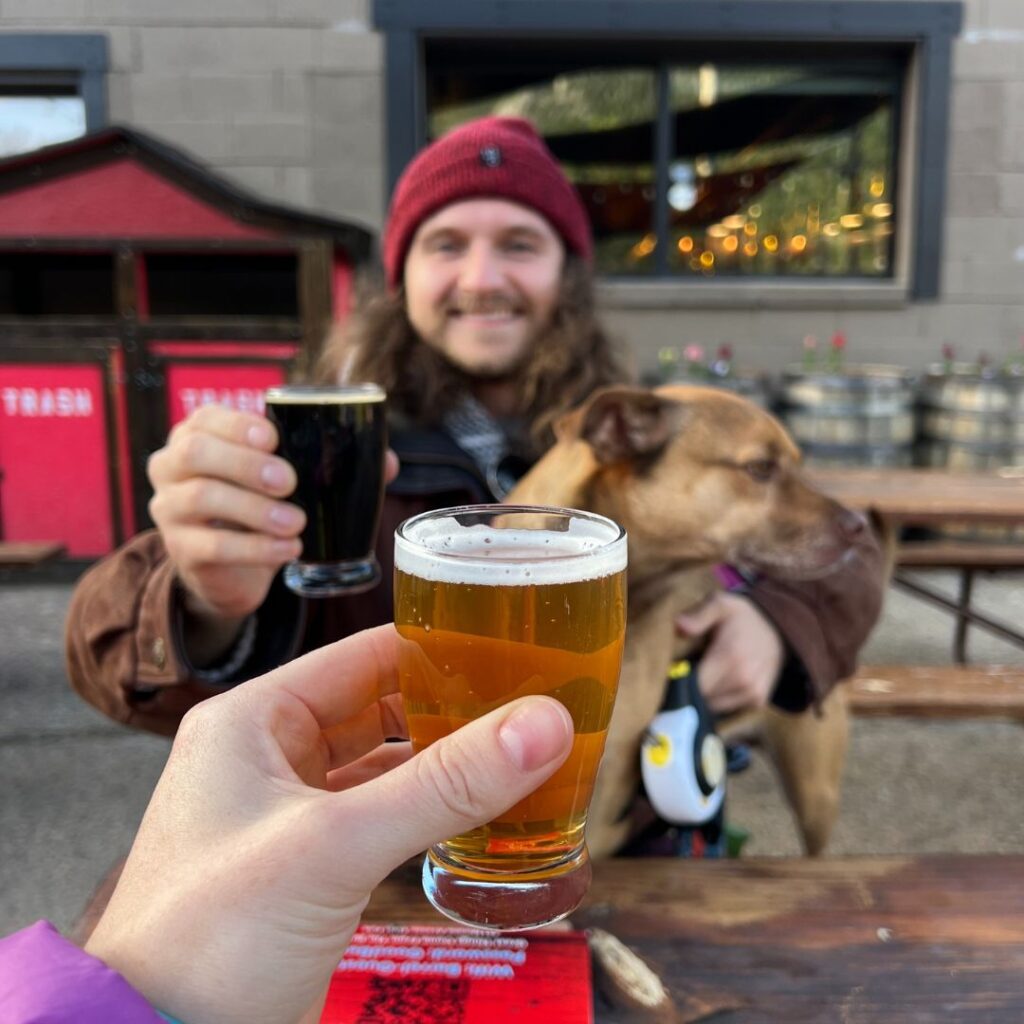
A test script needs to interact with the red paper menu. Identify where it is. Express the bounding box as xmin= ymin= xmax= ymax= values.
xmin=320 ymin=924 xmax=593 ymax=1023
